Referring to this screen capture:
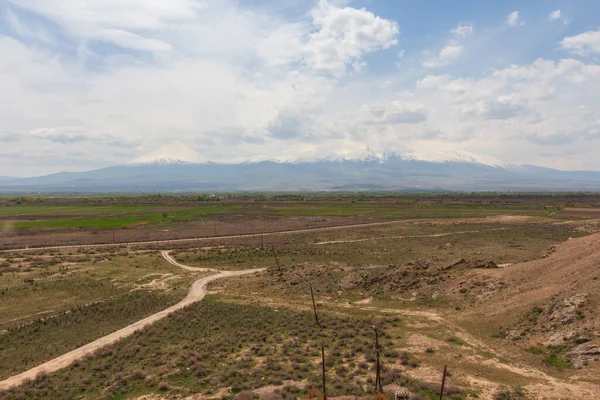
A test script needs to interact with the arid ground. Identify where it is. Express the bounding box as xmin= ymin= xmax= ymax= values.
xmin=1 ymin=194 xmax=600 ymax=399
